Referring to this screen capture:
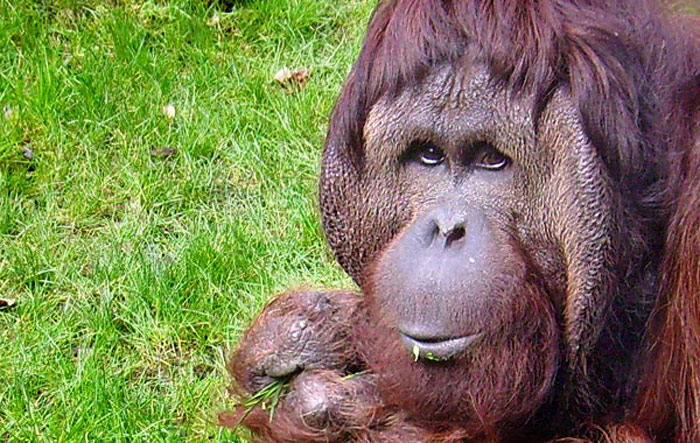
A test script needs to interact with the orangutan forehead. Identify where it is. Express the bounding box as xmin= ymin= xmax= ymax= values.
xmin=362 ymin=64 xmax=539 ymax=165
